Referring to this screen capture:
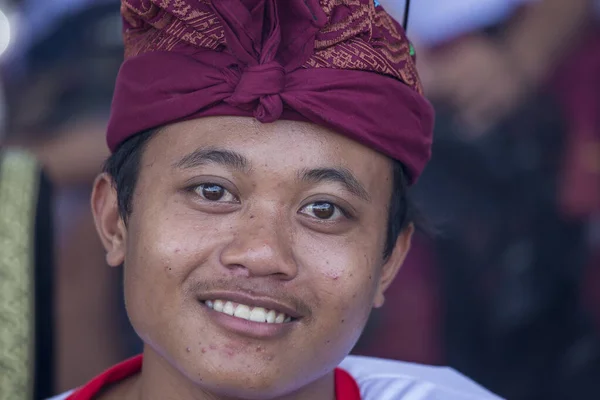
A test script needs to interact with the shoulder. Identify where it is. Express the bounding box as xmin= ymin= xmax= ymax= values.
xmin=339 ymin=355 xmax=504 ymax=400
